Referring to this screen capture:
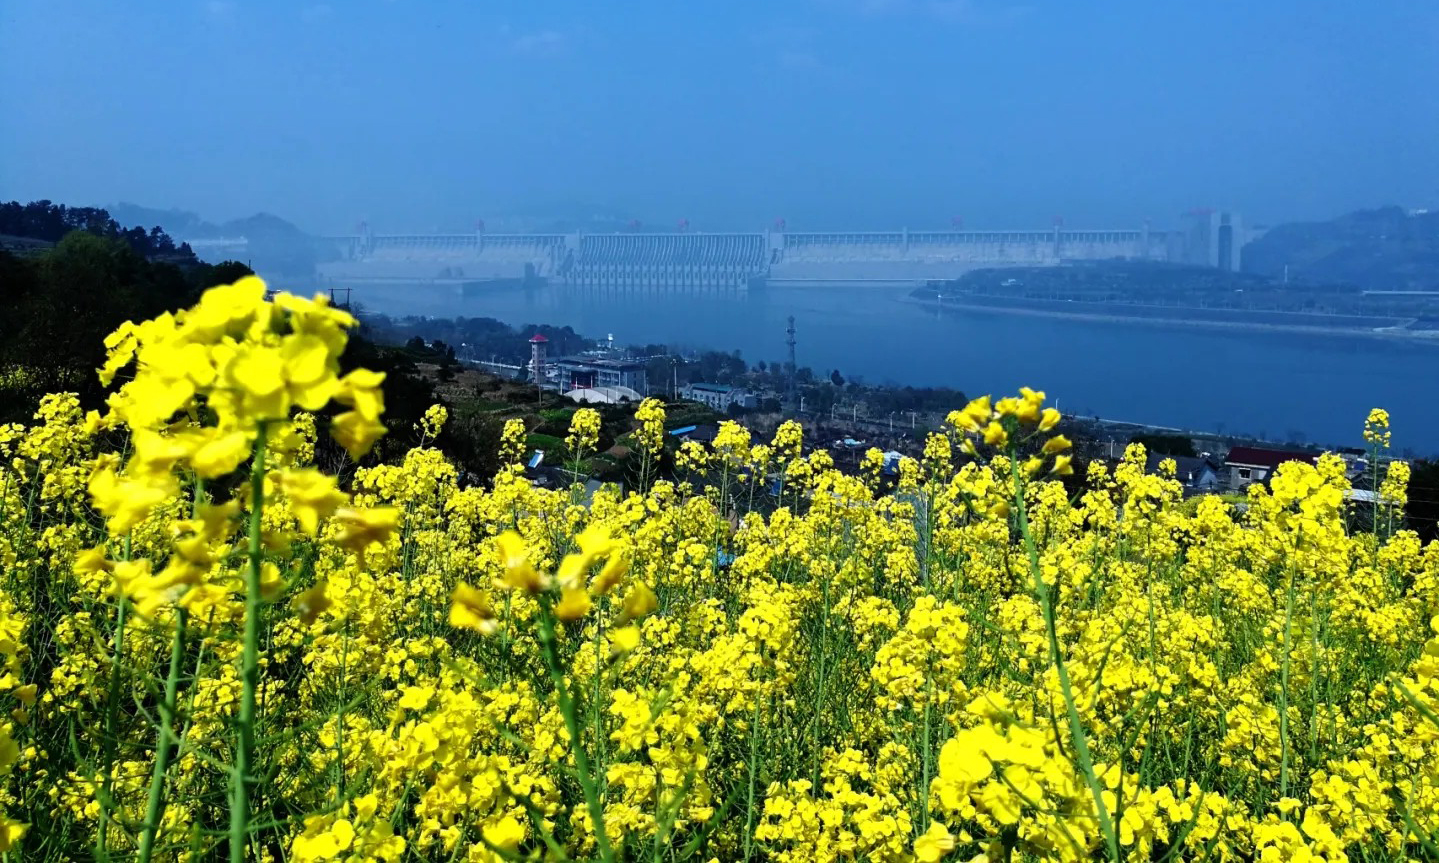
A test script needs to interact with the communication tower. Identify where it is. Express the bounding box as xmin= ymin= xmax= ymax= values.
xmin=785 ymin=316 xmax=798 ymax=415
xmin=529 ymin=334 xmax=548 ymax=405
